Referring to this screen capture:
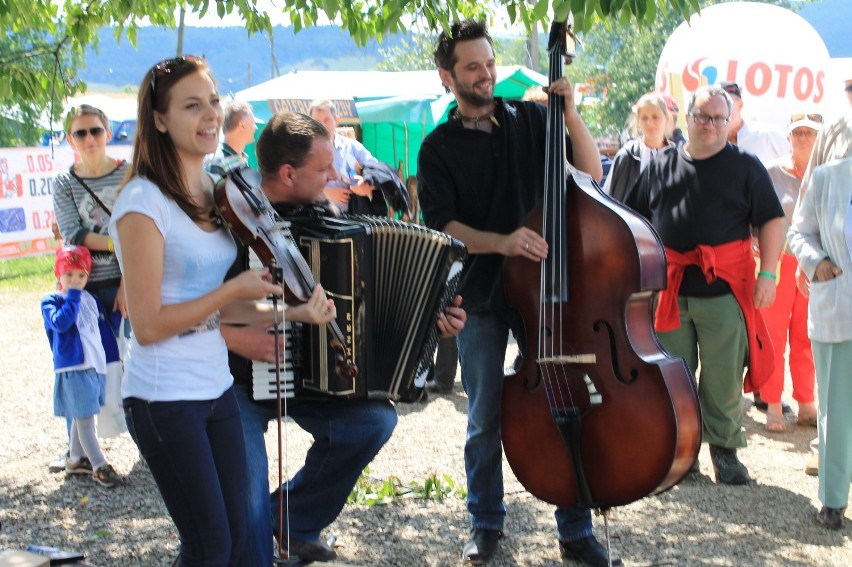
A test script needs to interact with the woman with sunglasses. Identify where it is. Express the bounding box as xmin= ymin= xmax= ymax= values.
xmin=54 ymin=105 xmax=127 ymax=332
xmin=756 ymin=113 xmax=822 ymax=433
xmin=109 ymin=56 xmax=283 ymax=566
